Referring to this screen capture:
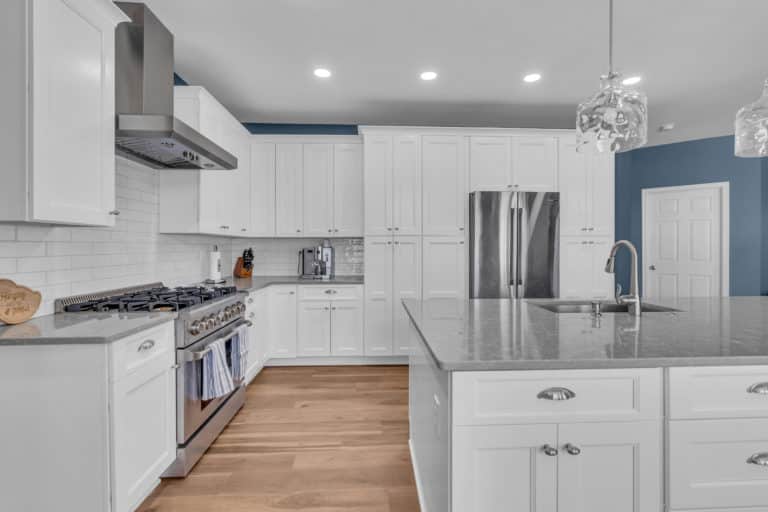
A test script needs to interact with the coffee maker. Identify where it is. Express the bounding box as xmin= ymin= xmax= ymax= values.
xmin=298 ymin=240 xmax=335 ymax=279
